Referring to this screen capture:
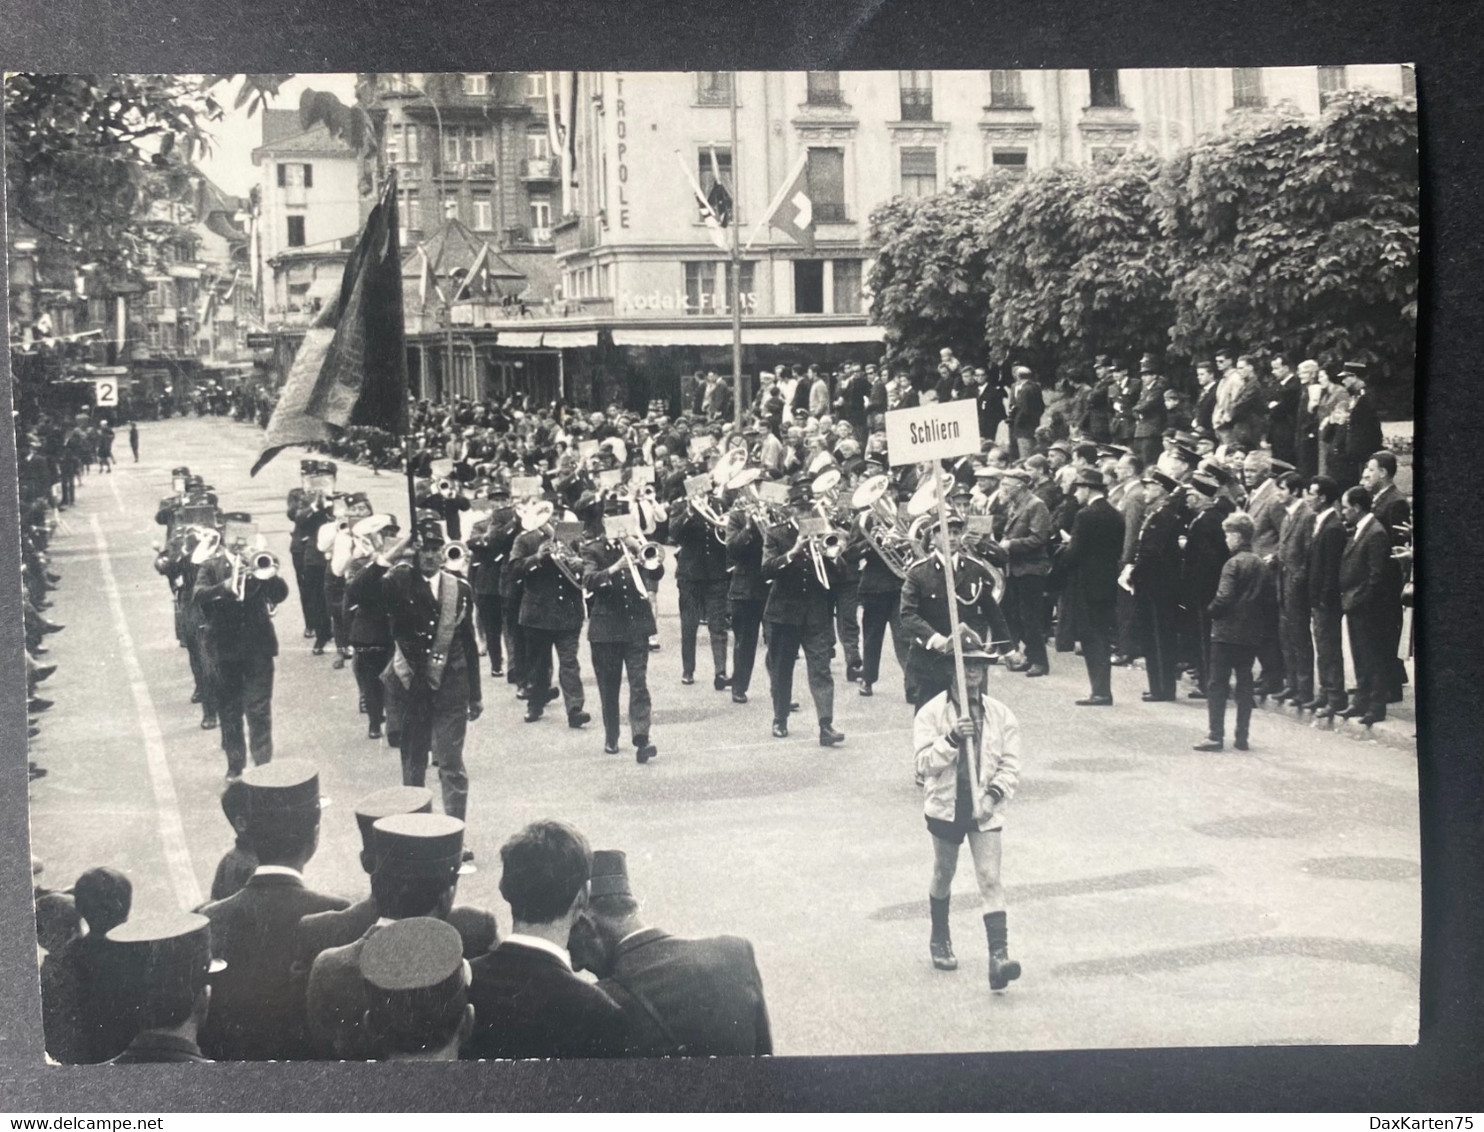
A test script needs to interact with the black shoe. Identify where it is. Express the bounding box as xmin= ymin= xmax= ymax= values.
xmin=491 ymin=666 xmax=504 ymax=679
xmin=331 ymin=655 xmax=346 ymax=670
xmin=1187 ymin=689 xmax=1207 ymax=700
xmin=303 ymin=628 xmax=315 ymax=639
xmin=568 ymin=710 xmax=591 ymax=728
xmin=32 ymin=664 xmax=56 ymax=683
xmin=731 ymin=690 xmax=748 ymax=704
xmin=545 ymin=688 xmax=561 ymax=705
xmin=515 ymin=688 xmax=529 ymax=700
xmin=190 ymin=688 xmax=203 ymax=704
xmin=524 ymin=707 xmax=544 ymax=723
xmin=1233 ymin=737 xmax=1250 ymax=751
xmin=1192 ymin=738 xmax=1224 ymax=752
xmin=1024 ymin=664 xmax=1048 ymax=678
xmin=1339 ymin=704 xmax=1364 ymax=719
xmin=930 ymin=938 xmax=958 ymax=971
xmin=1359 ymin=713 xmax=1385 ymax=727
xmin=28 ymin=697 xmax=52 ymax=713
xmin=461 ymin=849 xmax=476 ymax=864
xmin=368 ymin=725 xmax=382 ymax=740
xmin=28 ymin=757 xmax=44 ymax=773
xmin=1273 ymin=688 xmax=1295 ymax=704
xmin=846 ymin=663 xmax=863 ymax=683
xmin=312 ymin=645 xmax=326 ymax=656
xmin=859 ymin=682 xmax=874 ymax=697
xmin=1142 ymin=692 xmax=1175 ymax=702
xmin=681 ymin=674 xmax=695 ymax=685
xmin=636 ymin=742 xmax=657 ymax=764
xmin=789 ymin=701 xmax=800 ymax=713
xmin=28 ymin=731 xmax=41 ymax=744
xmin=714 ymin=674 xmax=731 ymax=691
xmin=1313 ymin=708 xmax=1336 ymax=723
xmin=604 ymin=741 xmax=620 ymax=754
xmin=989 ymin=951 xmax=1021 ymax=991
xmin=819 ymin=725 xmax=845 ymax=747
xmin=1299 ymin=697 xmax=1325 ymax=711
xmin=772 ymin=721 xmax=789 ymax=739
xmin=1109 ymin=654 xmax=1132 ymax=667
xmin=1075 ymin=695 xmax=1113 ymax=706
xmin=30 ymin=645 xmax=48 ymax=656
xmin=649 ymin=638 xmax=661 ymax=652
xmin=38 ymin=618 xmax=64 ymax=634
xmin=201 ymin=714 xmax=218 ymax=730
